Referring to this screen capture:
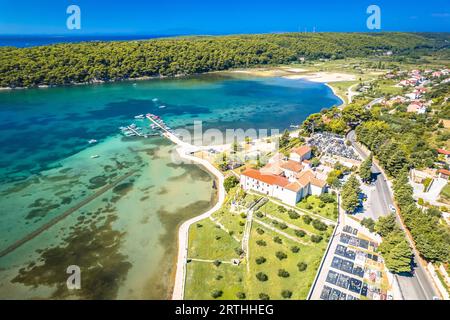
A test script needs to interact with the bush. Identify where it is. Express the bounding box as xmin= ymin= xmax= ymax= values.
xmin=273 ymin=236 xmax=282 ymax=244
xmin=295 ymin=230 xmax=306 ymax=237
xmin=255 ymin=256 xmax=267 ymax=265
xmin=235 ymin=248 xmax=244 ymax=256
xmin=288 ymin=210 xmax=300 ymax=219
xmin=291 ymin=246 xmax=300 ymax=253
xmin=211 ymin=290 xmax=223 ymax=298
xmin=281 ymin=290 xmax=293 ymax=299
xmin=318 ymin=202 xmax=326 ymax=208
xmin=312 ymin=219 xmax=327 ymax=231
xmin=297 ymin=262 xmax=308 ymax=271
xmin=223 ymin=175 xmax=239 ymax=192
xmin=320 ymin=193 xmax=336 ymax=203
xmin=276 ymin=251 xmax=288 ymax=260
xmin=239 ymin=221 xmax=245 ymax=226
xmin=215 ymin=275 xmax=223 ymax=280
xmin=278 ymin=269 xmax=290 ymax=278
xmin=196 ymin=223 xmax=203 ymax=228
xmin=361 ymin=217 xmax=376 ymax=232
xmin=256 ymin=272 xmax=268 ymax=282
xmin=306 ymin=204 xmax=313 ymax=210
xmin=259 ymin=293 xmax=270 ymax=300
xmin=279 ymin=223 xmax=288 ymax=230
xmin=256 ymin=212 xmax=264 ymax=218
xmin=302 ymin=215 xmax=312 ymax=224
xmin=256 ymin=240 xmax=267 ymax=246
xmin=256 ymin=228 xmax=265 ymax=235
xmin=213 ymin=260 xmax=222 ymax=267
xmin=278 ymin=206 xmax=287 ymax=213
xmin=240 ymin=212 xmax=247 ymax=219
xmin=215 ymin=236 xmax=221 ymax=240
xmin=310 ymin=235 xmax=323 ymax=243
xmin=236 ymin=292 xmax=246 ymax=299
